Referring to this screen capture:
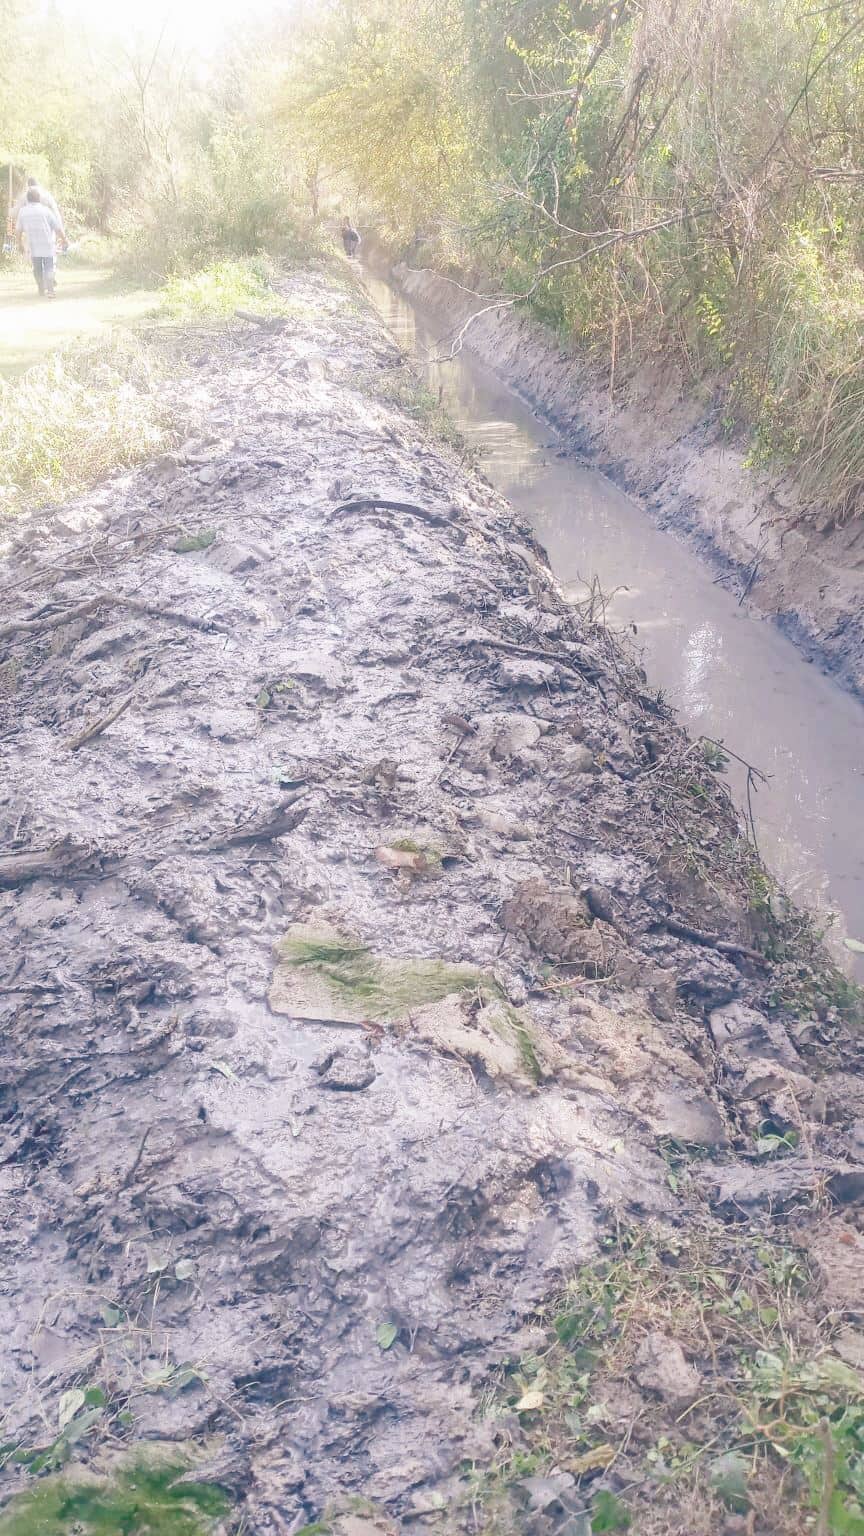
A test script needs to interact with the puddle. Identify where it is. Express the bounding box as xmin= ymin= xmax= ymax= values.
xmin=363 ymin=270 xmax=864 ymax=976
